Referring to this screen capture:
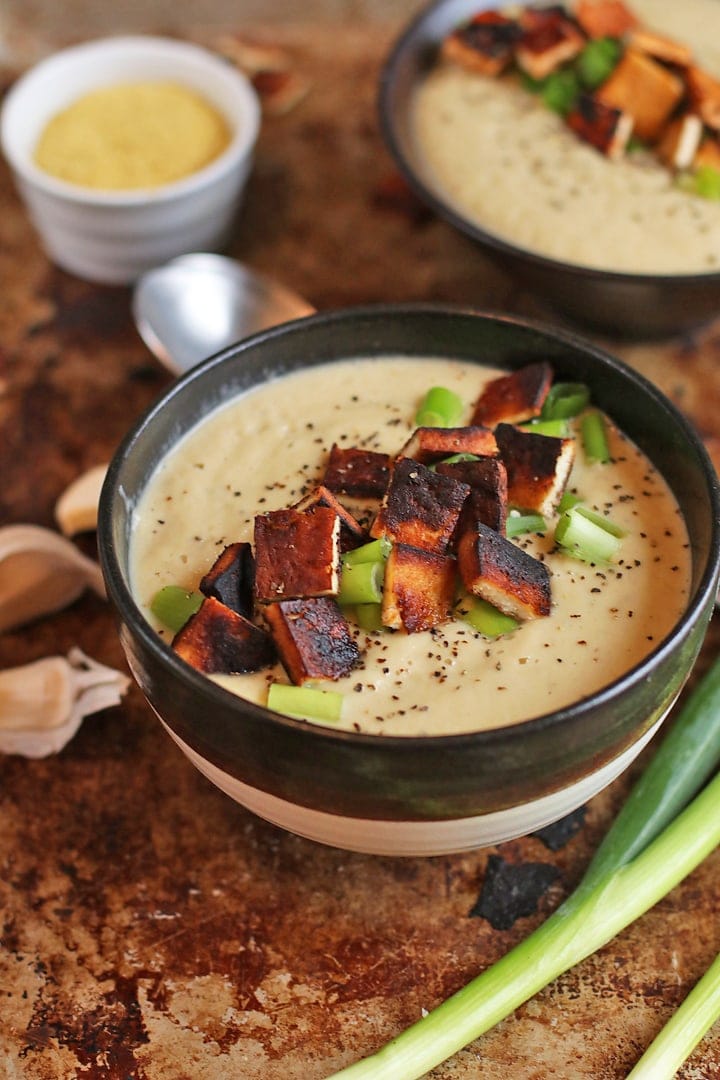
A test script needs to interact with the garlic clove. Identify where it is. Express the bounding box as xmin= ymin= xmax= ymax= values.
xmin=0 ymin=647 xmax=130 ymax=757
xmin=55 ymin=463 xmax=108 ymax=536
xmin=0 ymin=524 xmax=106 ymax=634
